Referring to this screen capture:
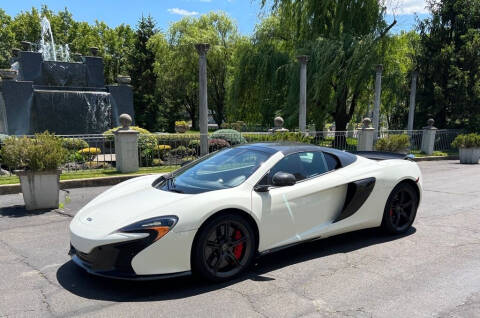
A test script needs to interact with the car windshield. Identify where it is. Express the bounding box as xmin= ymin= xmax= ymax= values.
xmin=155 ymin=147 xmax=272 ymax=194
